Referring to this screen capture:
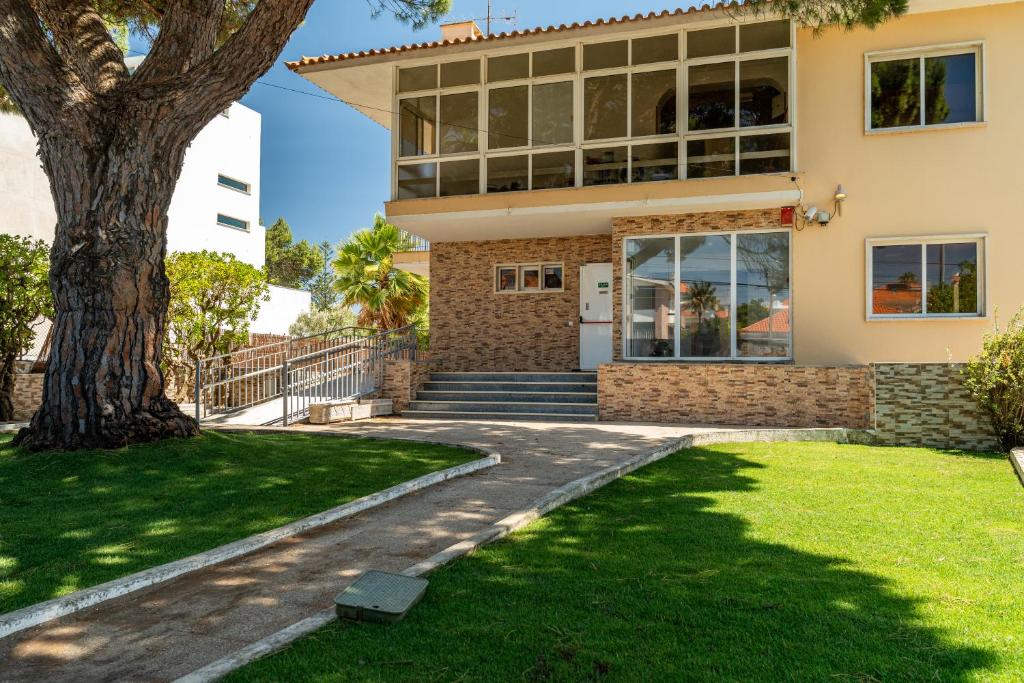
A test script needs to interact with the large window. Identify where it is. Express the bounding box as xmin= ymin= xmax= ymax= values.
xmin=625 ymin=230 xmax=791 ymax=360
xmin=393 ymin=20 xmax=794 ymax=199
xmin=867 ymin=236 xmax=985 ymax=318
xmin=867 ymin=44 xmax=983 ymax=131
